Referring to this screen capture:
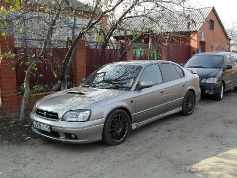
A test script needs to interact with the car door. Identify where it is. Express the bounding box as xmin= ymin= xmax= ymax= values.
xmin=159 ymin=62 xmax=187 ymax=111
xmin=230 ymin=54 xmax=237 ymax=86
xmin=223 ymin=55 xmax=234 ymax=89
xmin=134 ymin=64 xmax=167 ymax=123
